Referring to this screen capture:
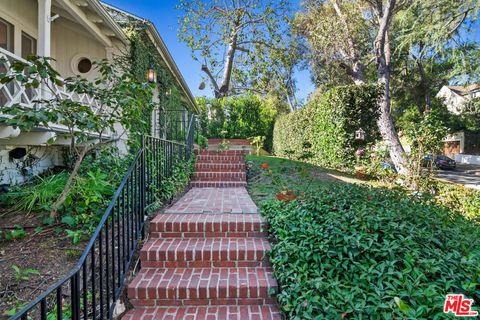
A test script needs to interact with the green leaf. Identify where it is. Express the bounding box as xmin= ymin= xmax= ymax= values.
xmin=61 ymin=216 xmax=76 ymax=228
